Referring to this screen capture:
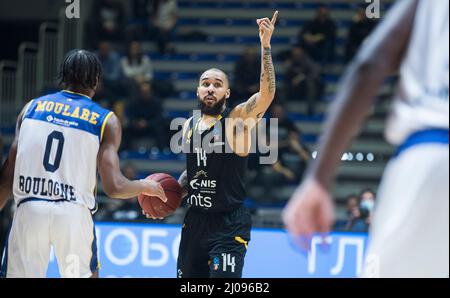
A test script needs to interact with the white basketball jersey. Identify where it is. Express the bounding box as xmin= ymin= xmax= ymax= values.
xmin=385 ymin=0 xmax=449 ymax=145
xmin=13 ymin=90 xmax=113 ymax=212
